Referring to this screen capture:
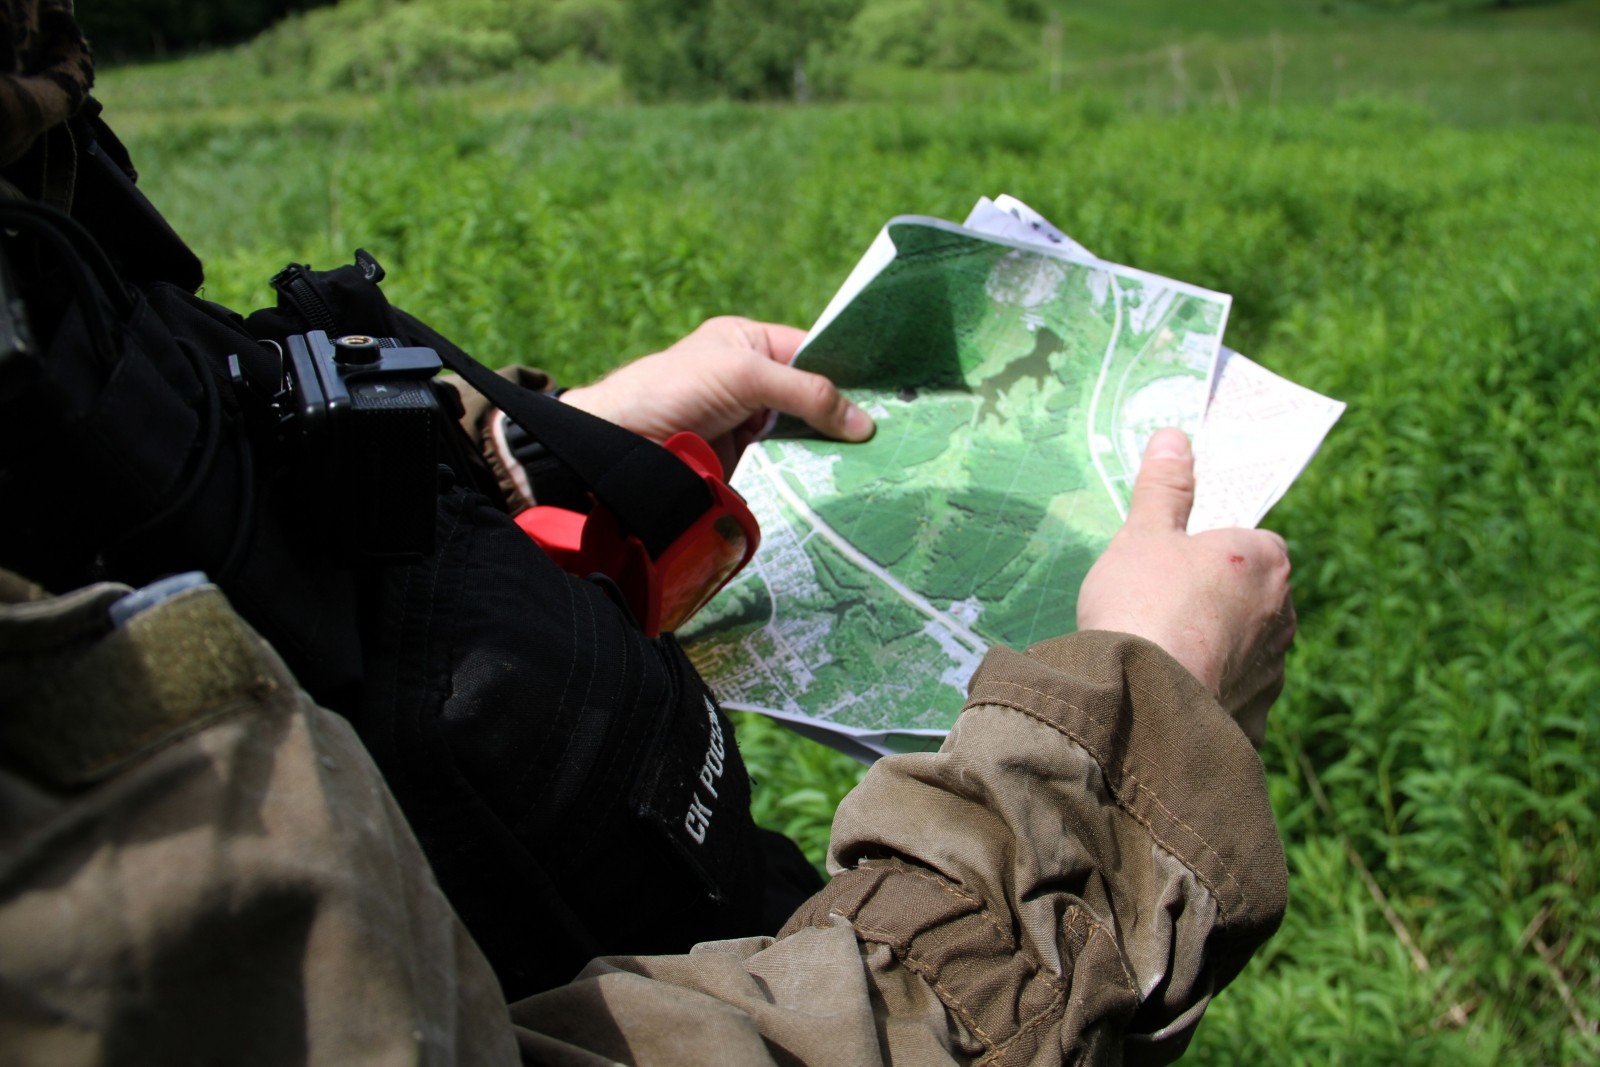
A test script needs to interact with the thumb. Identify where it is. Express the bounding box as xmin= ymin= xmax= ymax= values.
xmin=745 ymin=357 xmax=875 ymax=442
xmin=1125 ymin=428 xmax=1196 ymax=533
